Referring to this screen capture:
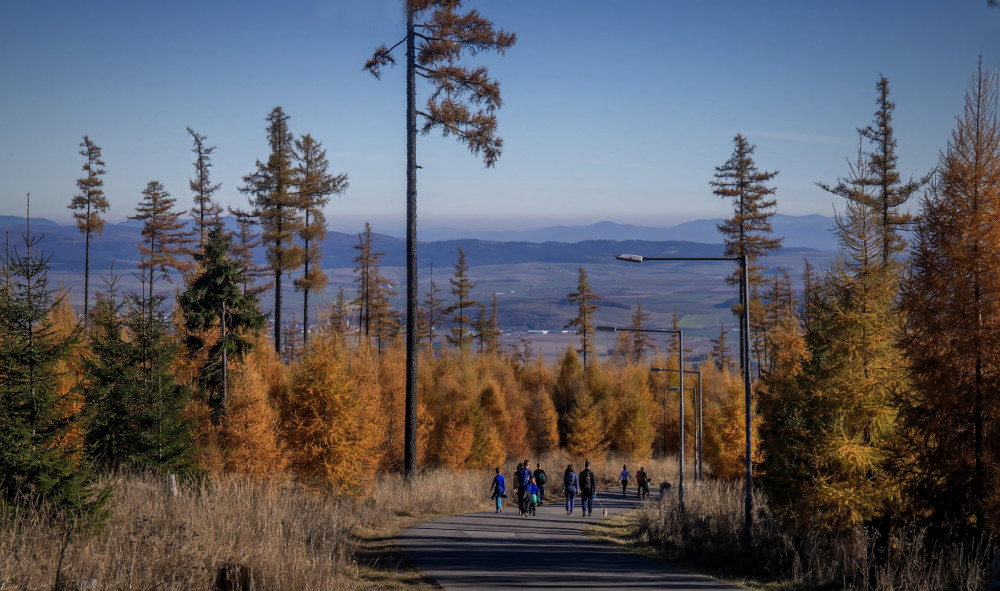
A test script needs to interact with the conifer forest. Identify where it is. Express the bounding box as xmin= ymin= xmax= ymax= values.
xmin=3 ymin=1 xmax=1000 ymax=590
